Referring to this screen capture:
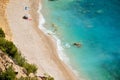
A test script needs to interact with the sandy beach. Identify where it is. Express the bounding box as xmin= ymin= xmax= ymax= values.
xmin=6 ymin=0 xmax=77 ymax=80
